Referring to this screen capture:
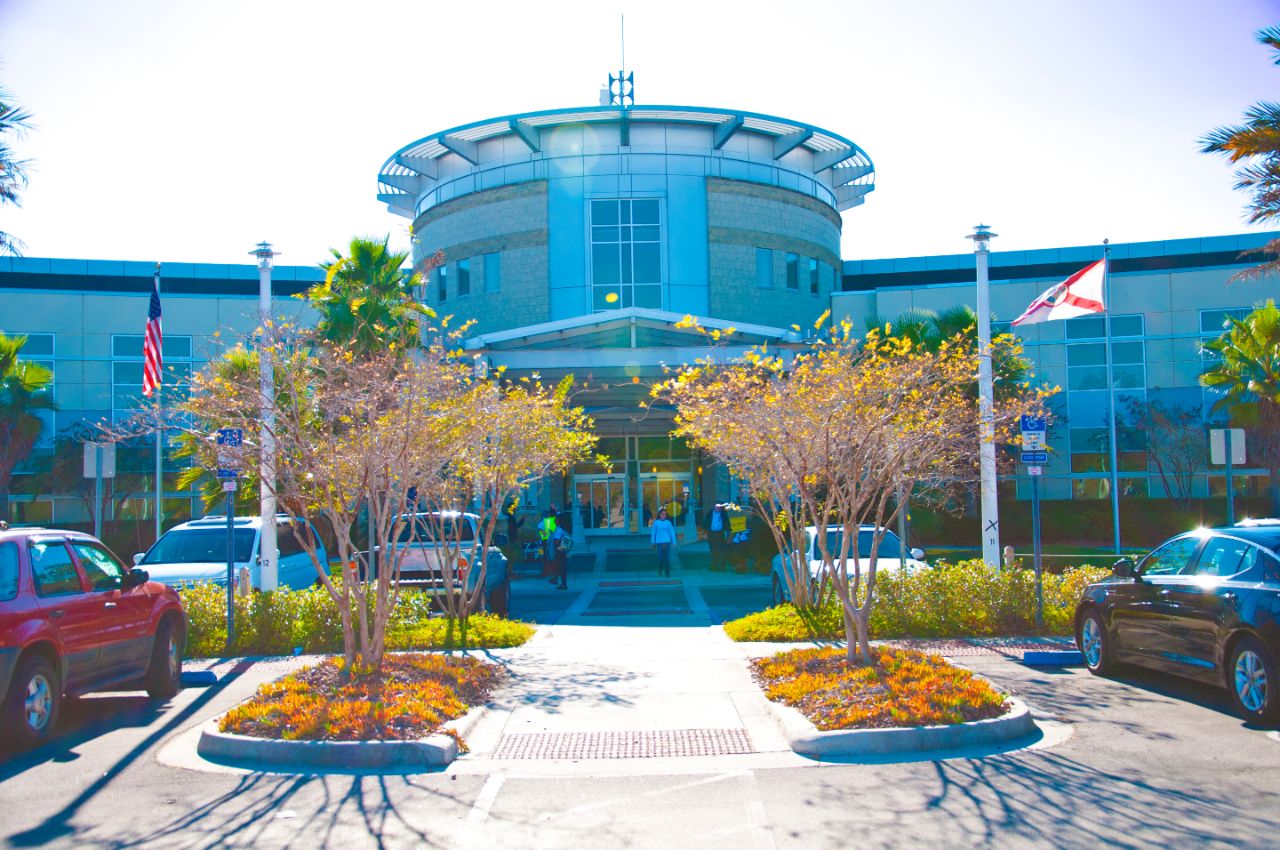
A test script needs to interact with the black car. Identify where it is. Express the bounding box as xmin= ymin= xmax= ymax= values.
xmin=1074 ymin=520 xmax=1280 ymax=723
